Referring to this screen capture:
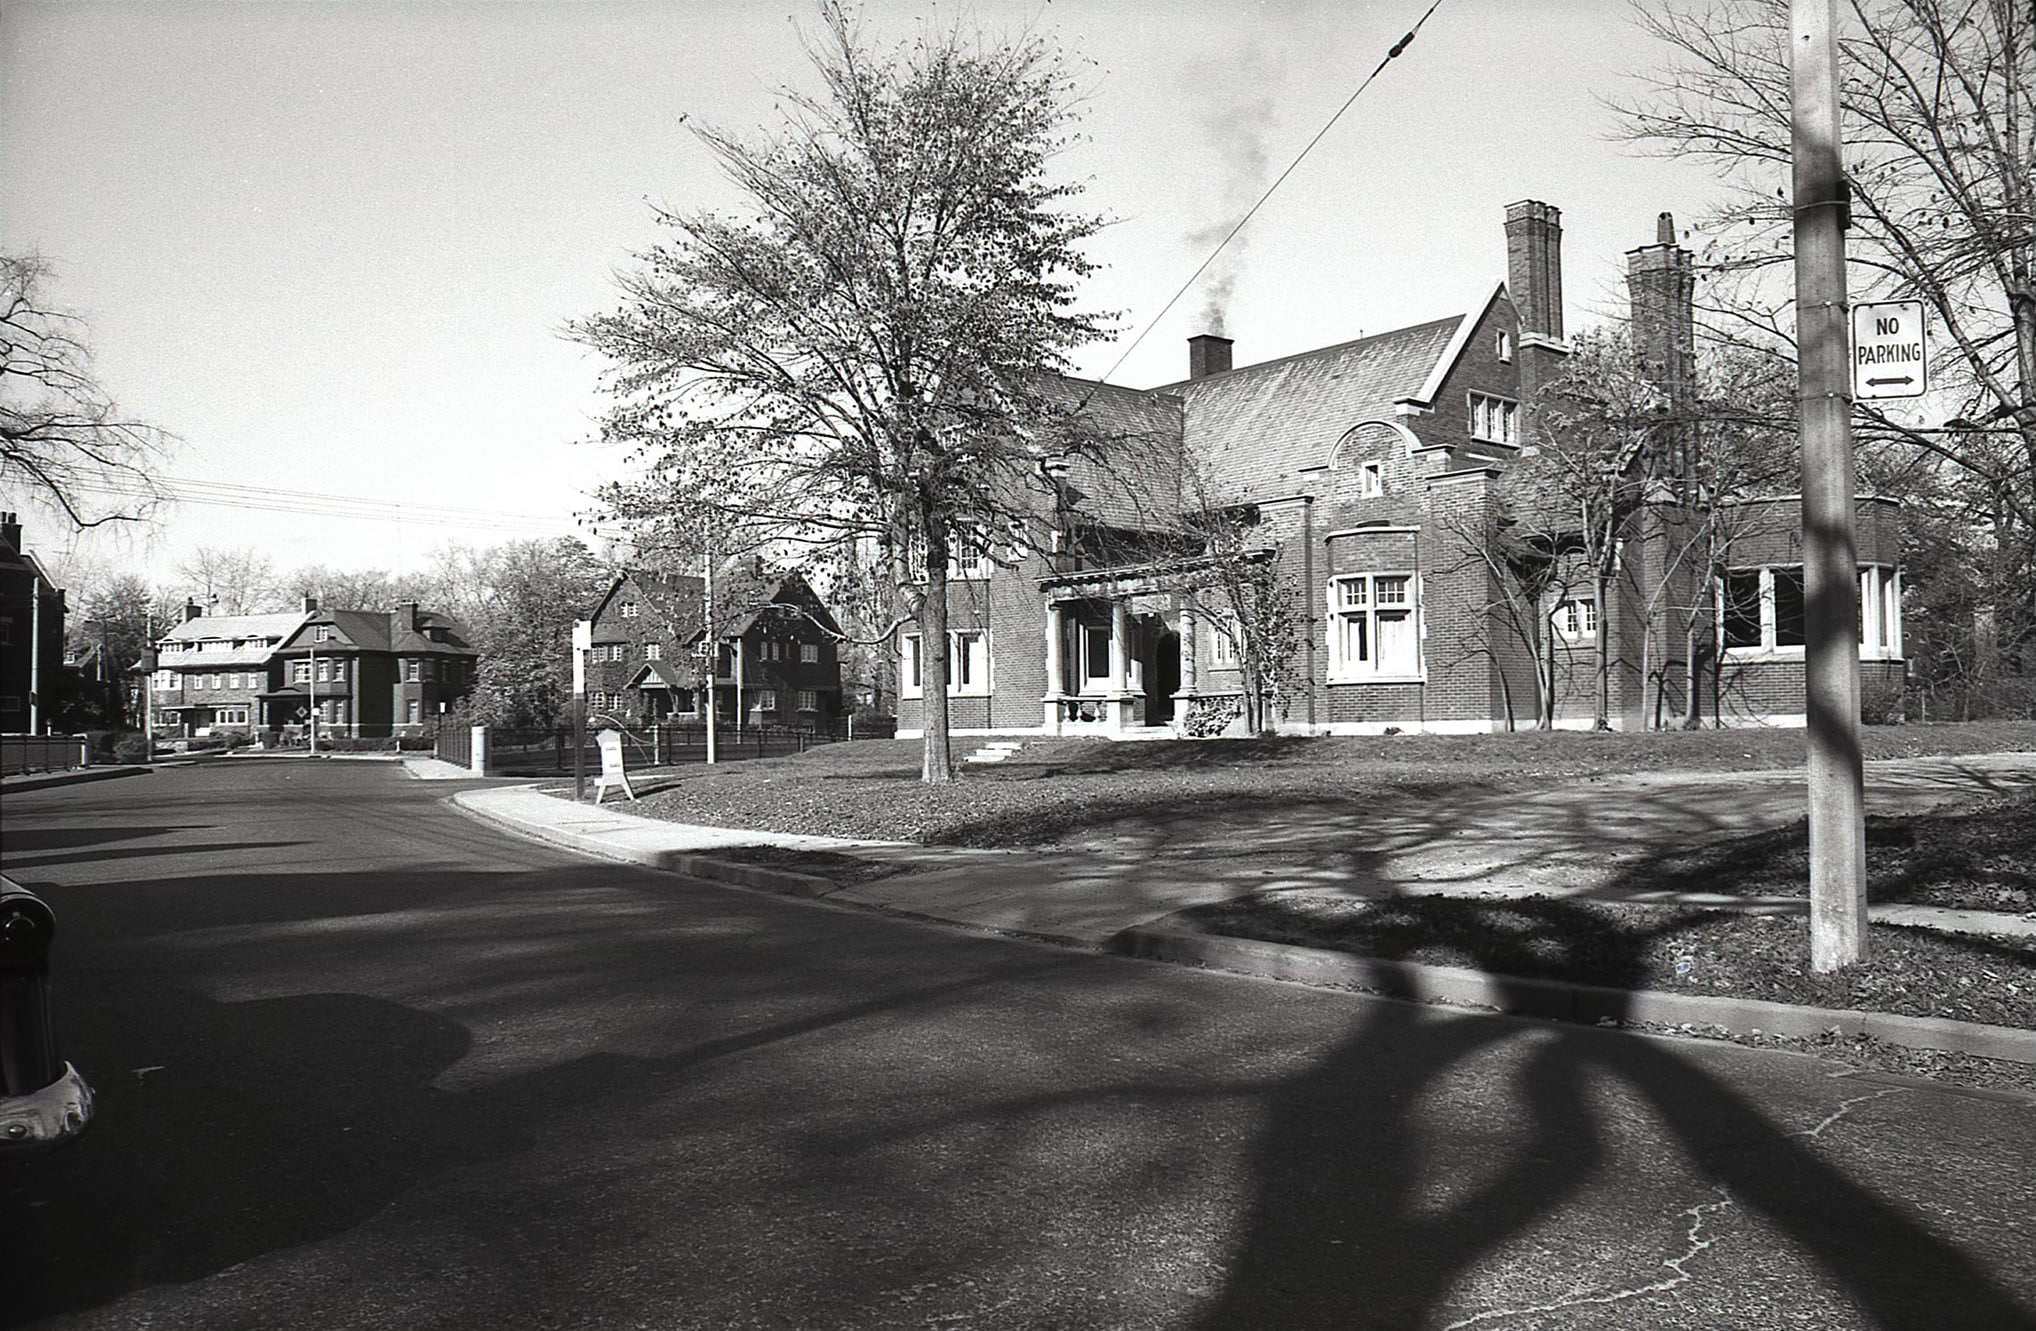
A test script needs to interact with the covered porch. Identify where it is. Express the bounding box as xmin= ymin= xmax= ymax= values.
xmin=1038 ymin=558 xmax=1227 ymax=736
